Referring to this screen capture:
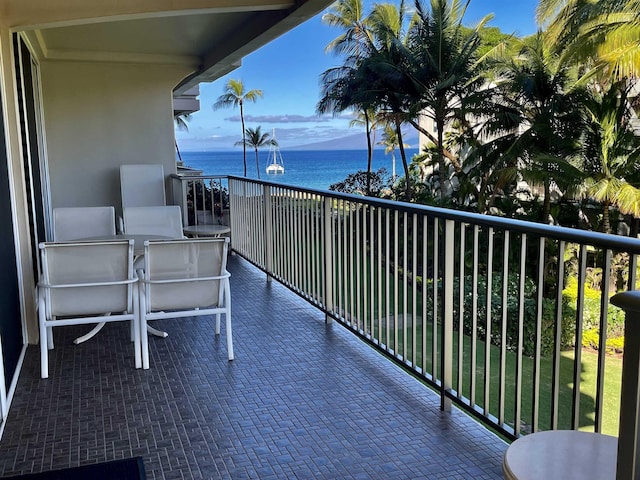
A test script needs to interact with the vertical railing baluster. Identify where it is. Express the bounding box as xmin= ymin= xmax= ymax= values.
xmin=264 ymin=185 xmax=273 ymax=283
xmin=595 ymin=248 xmax=612 ymax=433
xmin=412 ymin=213 xmax=418 ymax=368
xmin=403 ymin=211 xmax=408 ymax=361
xmin=499 ymin=230 xmax=510 ymax=426
xmin=393 ymin=210 xmax=399 ymax=354
xmin=514 ymin=233 xmax=527 ymax=436
xmin=532 ymin=236 xmax=545 ymax=433
xmin=470 ymin=225 xmax=479 ymax=407
xmin=422 ymin=215 xmax=428 ymax=375
xmin=385 ymin=209 xmax=391 ymax=350
xmin=441 ymin=219 xmax=454 ymax=412
xmin=484 ymin=227 xmax=494 ymax=417
xmin=432 ymin=218 xmax=439 ymax=380
xmin=551 ymin=240 xmax=566 ymax=430
xmin=572 ymin=244 xmax=588 ymax=429
xmin=324 ymin=197 xmax=334 ymax=323
xmin=457 ymin=223 xmax=466 ymax=398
